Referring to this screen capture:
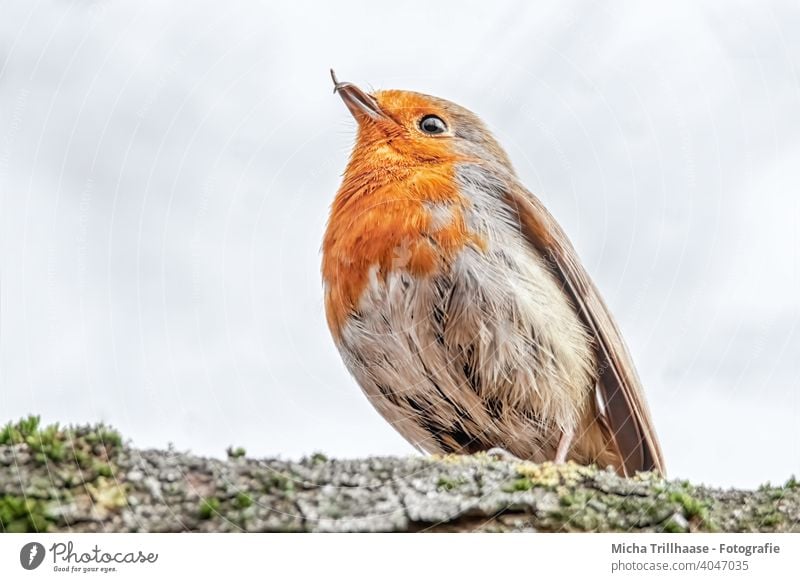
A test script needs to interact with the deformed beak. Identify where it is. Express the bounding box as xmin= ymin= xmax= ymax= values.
xmin=330 ymin=69 xmax=386 ymax=121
